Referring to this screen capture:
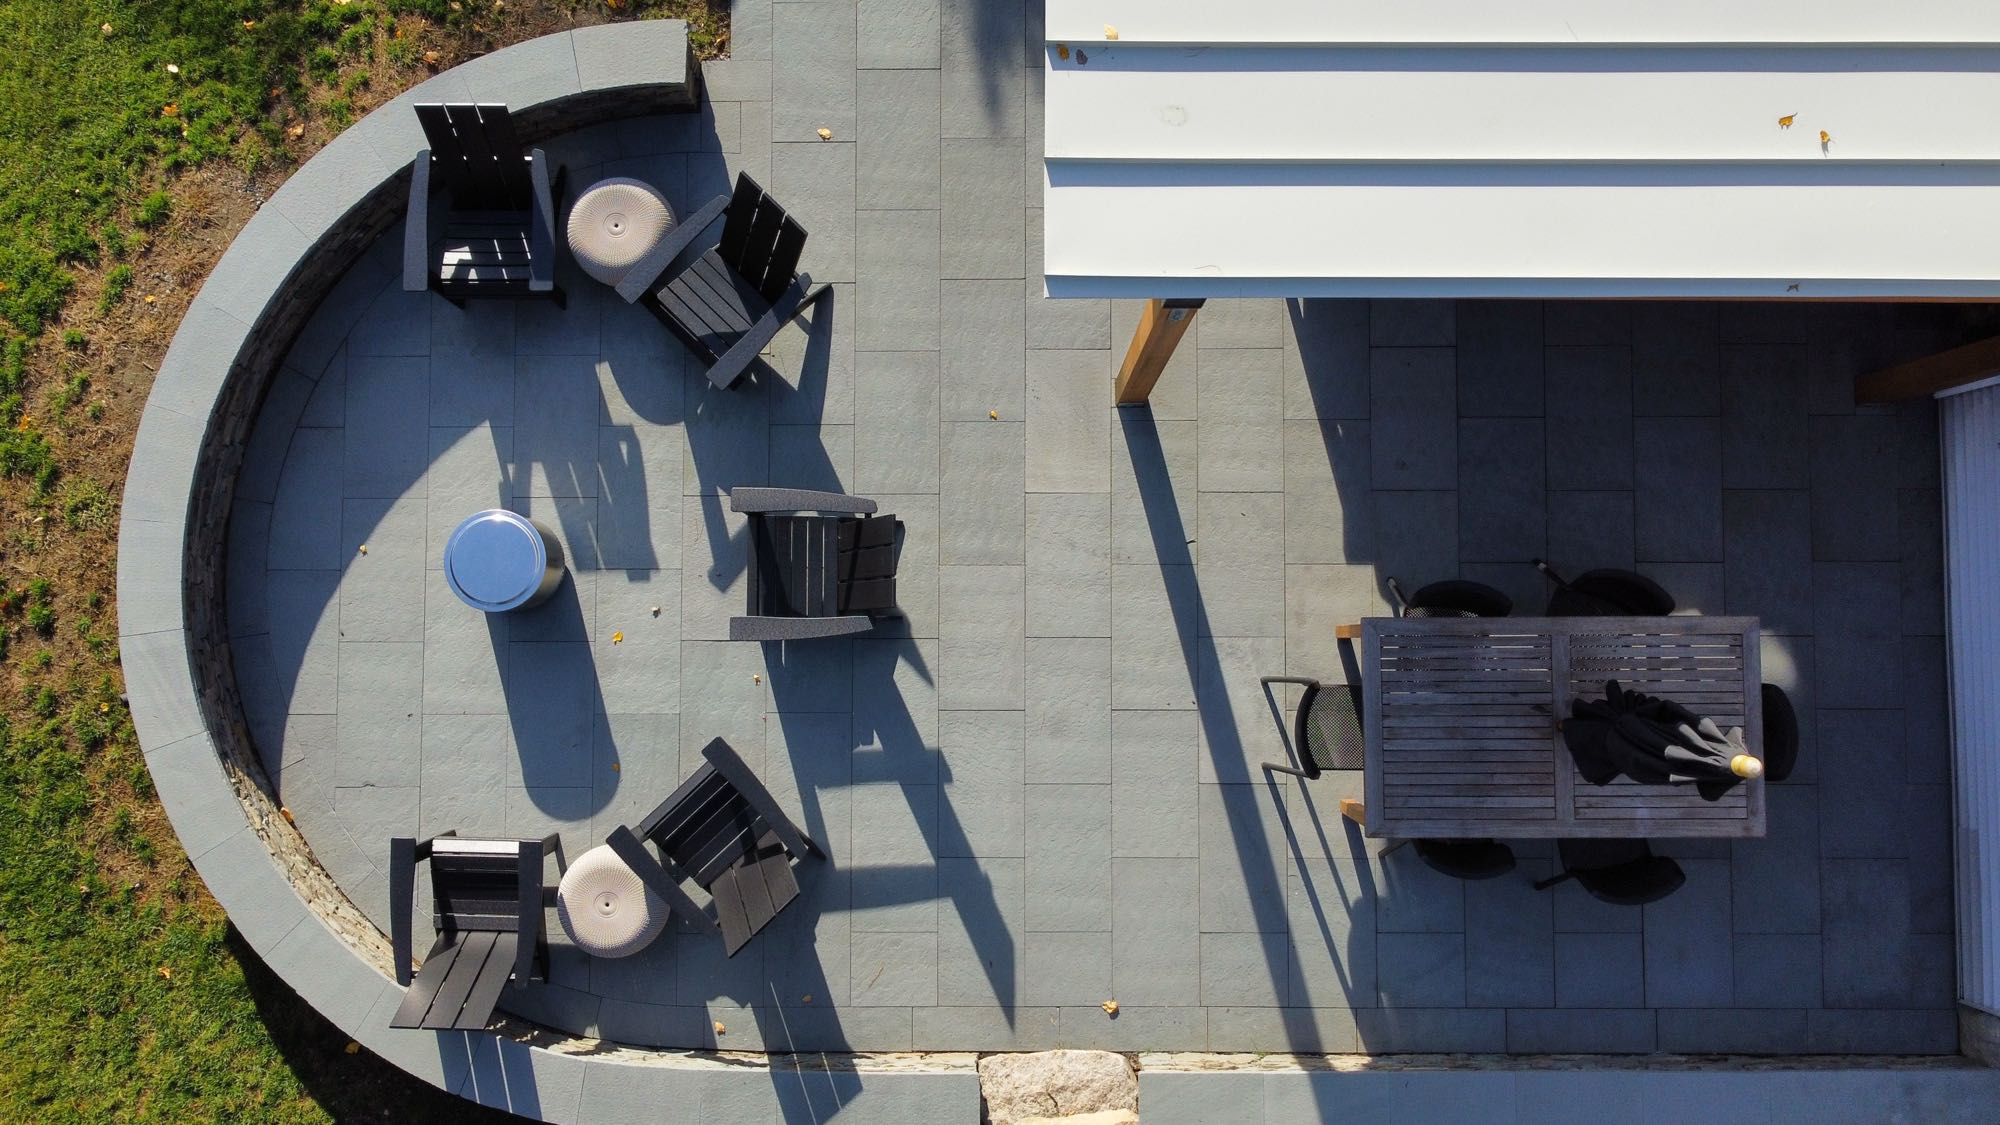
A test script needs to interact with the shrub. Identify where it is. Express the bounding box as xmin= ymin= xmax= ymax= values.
xmin=98 ymin=265 xmax=133 ymax=313
xmin=133 ymin=192 xmax=172 ymax=230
